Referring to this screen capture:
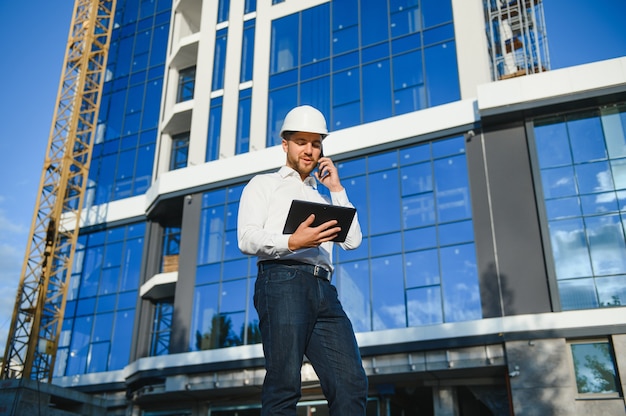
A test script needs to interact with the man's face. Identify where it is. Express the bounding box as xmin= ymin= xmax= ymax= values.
xmin=282 ymin=132 xmax=323 ymax=178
